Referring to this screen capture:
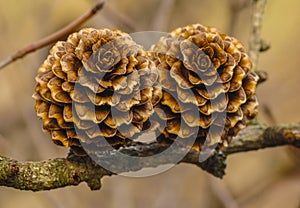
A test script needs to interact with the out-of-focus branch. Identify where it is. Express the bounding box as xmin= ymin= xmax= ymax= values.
xmin=0 ymin=123 xmax=299 ymax=191
xmin=0 ymin=1 xmax=105 ymax=70
xmin=228 ymin=0 xmax=250 ymax=35
xmin=223 ymin=124 xmax=300 ymax=155
xmin=103 ymin=4 xmax=137 ymax=32
xmin=248 ymin=0 xmax=268 ymax=69
xmin=151 ymin=0 xmax=176 ymax=31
